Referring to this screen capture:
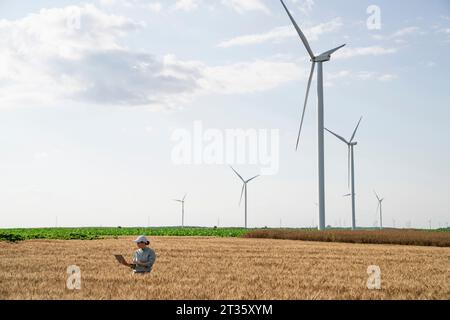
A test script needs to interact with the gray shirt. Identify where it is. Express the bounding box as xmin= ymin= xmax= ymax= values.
xmin=132 ymin=247 xmax=156 ymax=273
